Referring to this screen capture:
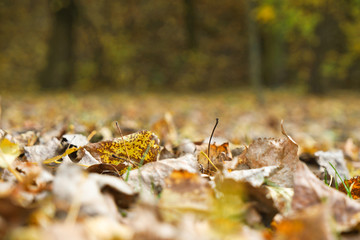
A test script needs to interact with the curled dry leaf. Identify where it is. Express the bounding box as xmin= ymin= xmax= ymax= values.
xmin=315 ymin=150 xmax=349 ymax=180
xmin=197 ymin=141 xmax=232 ymax=172
xmin=78 ymin=130 xmax=160 ymax=174
xmin=53 ymin=162 xmax=136 ymax=217
xmin=125 ymin=154 xmax=198 ymax=195
xmin=245 ymin=132 xmax=299 ymax=187
xmin=224 ymin=166 xmax=278 ymax=187
xmin=151 ymin=112 xmax=177 ymax=148
xmin=24 ymin=138 xmax=63 ymax=163
xmin=292 ymin=162 xmax=360 ymax=231
xmin=273 ymin=204 xmax=335 ymax=240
